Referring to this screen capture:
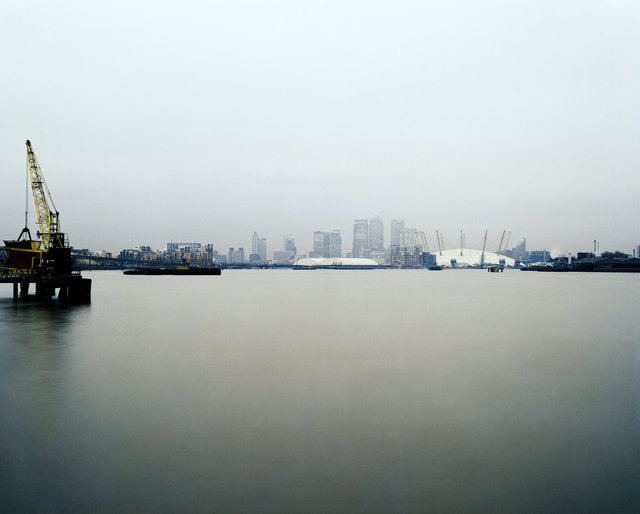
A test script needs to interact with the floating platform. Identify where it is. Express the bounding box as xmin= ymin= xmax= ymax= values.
xmin=124 ymin=266 xmax=221 ymax=276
